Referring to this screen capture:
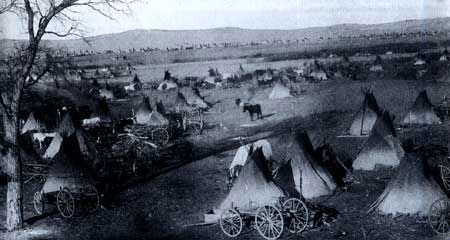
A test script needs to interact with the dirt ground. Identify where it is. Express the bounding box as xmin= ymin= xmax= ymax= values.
xmin=1 ymin=79 xmax=450 ymax=240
